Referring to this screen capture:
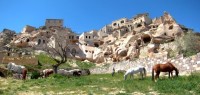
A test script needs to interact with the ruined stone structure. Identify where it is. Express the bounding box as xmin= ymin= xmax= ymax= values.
xmin=21 ymin=25 xmax=35 ymax=34
xmin=45 ymin=19 xmax=63 ymax=28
